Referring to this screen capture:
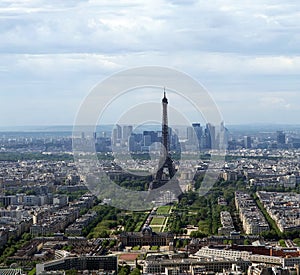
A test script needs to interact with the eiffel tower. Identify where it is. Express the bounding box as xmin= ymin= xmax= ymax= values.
xmin=149 ymin=90 xmax=177 ymax=190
